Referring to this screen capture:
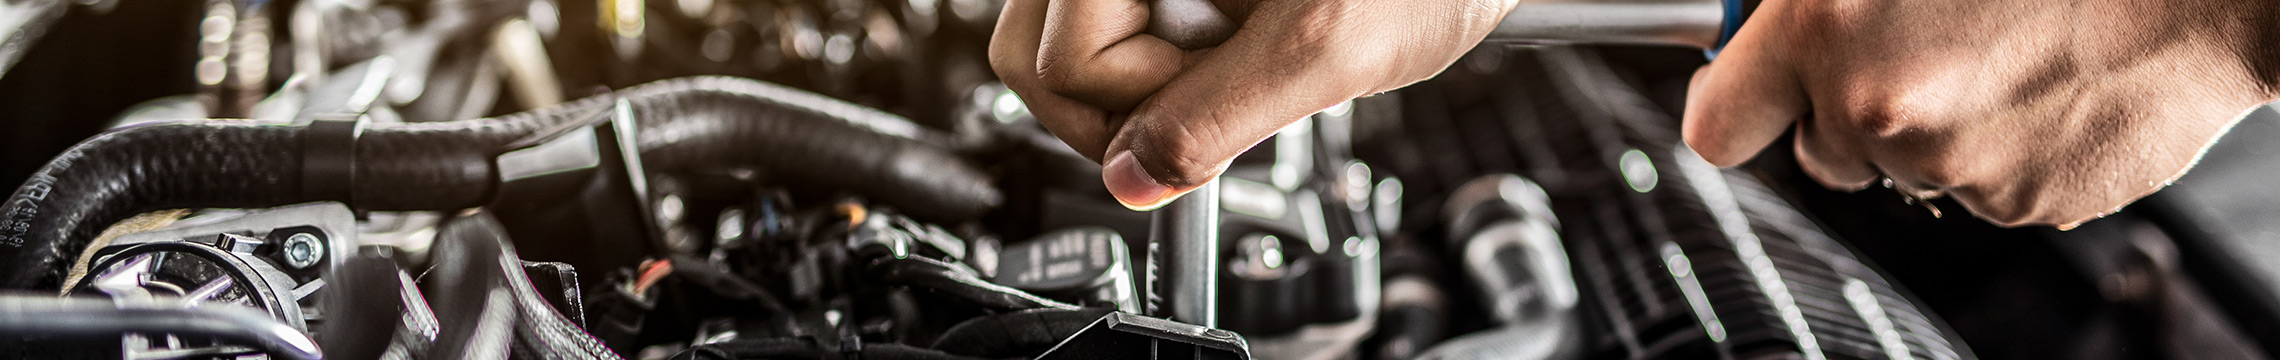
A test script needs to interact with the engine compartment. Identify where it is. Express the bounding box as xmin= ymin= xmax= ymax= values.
xmin=0 ymin=0 xmax=2274 ymax=359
